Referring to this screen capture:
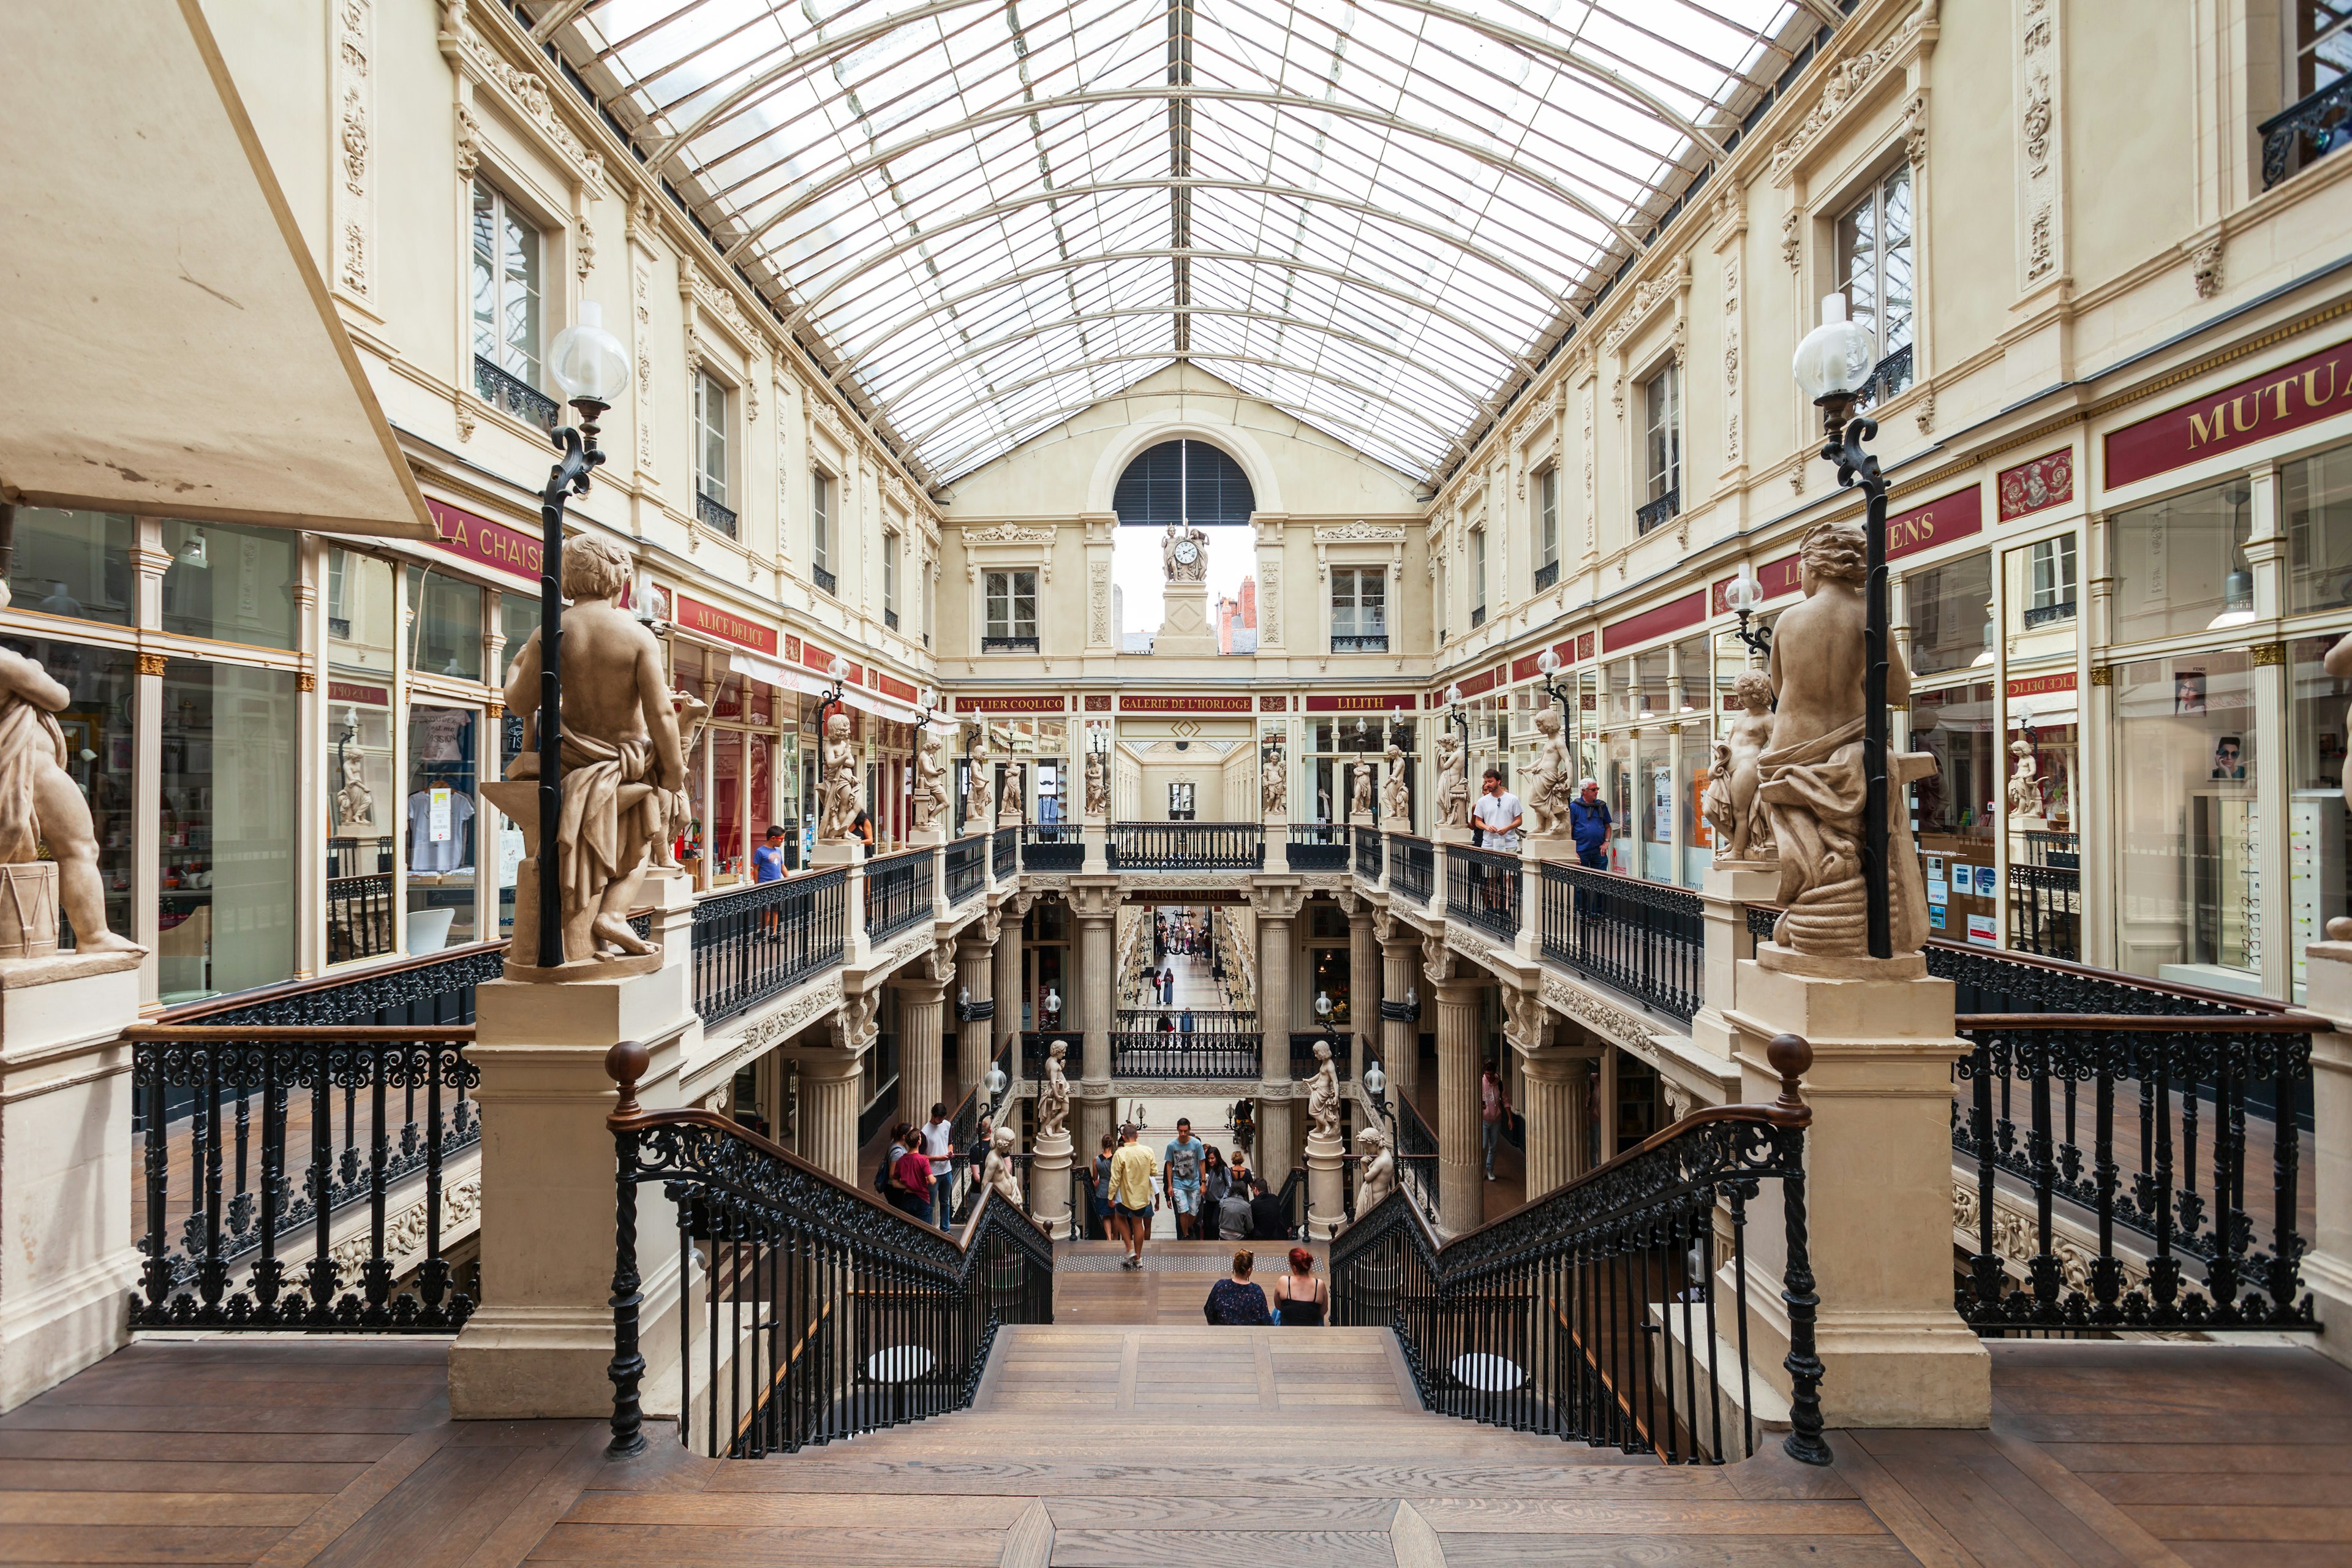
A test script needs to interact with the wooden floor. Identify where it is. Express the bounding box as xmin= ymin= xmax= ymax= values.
xmin=3 ymin=1330 xmax=2347 ymax=1566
